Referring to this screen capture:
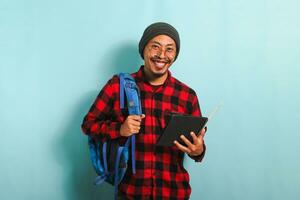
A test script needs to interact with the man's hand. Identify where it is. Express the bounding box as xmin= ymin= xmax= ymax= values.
xmin=174 ymin=128 xmax=206 ymax=156
xmin=120 ymin=114 xmax=145 ymax=137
